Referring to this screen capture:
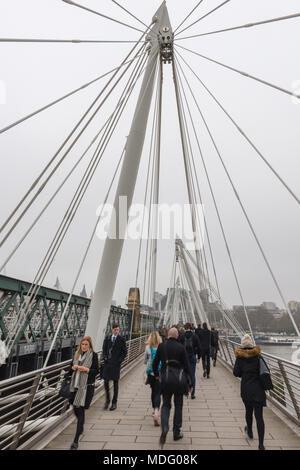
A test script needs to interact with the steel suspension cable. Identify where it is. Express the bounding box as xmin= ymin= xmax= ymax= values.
xmin=0 ymin=54 xmax=148 ymax=274
xmin=0 ymin=26 xmax=151 ymax=240
xmin=174 ymin=54 xmax=254 ymax=341
xmin=176 ymin=54 xmax=300 ymax=338
xmin=110 ymin=0 xmax=149 ymax=29
xmin=175 ymin=49 xmax=300 ymax=205
xmin=0 ymin=38 xmax=146 ymax=43
xmin=5 ymin=51 xmax=149 ymax=350
xmin=173 ymin=0 xmax=205 ymax=34
xmin=176 ymin=44 xmax=300 ymax=100
xmin=174 ymin=59 xmax=222 ymax=303
xmin=176 ymin=12 xmax=300 ymax=40
xmin=176 ymin=0 xmax=232 ymax=36
xmin=175 ymin=68 xmax=213 ymax=300
xmin=62 ymin=0 xmax=144 ymax=33
xmin=43 ymin=146 xmax=126 ymax=369
xmin=0 ymin=54 xmax=144 ymax=136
